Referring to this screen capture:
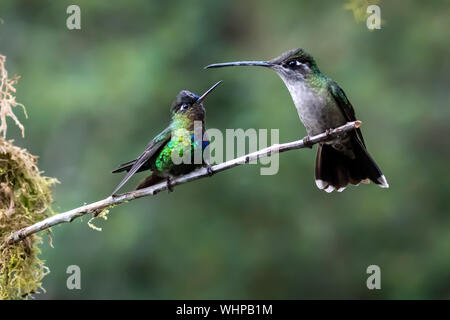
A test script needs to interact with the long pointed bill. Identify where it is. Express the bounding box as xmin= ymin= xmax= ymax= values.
xmin=196 ymin=80 xmax=223 ymax=104
xmin=204 ymin=61 xmax=273 ymax=69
